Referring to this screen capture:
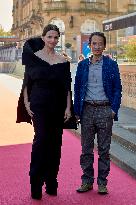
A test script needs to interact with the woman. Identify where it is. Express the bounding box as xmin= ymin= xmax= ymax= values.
xmin=16 ymin=24 xmax=72 ymax=200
